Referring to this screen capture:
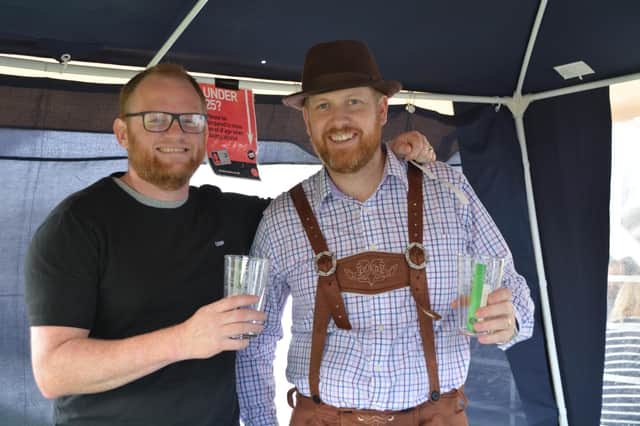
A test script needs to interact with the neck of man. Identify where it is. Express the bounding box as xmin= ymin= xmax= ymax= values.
xmin=120 ymin=169 xmax=189 ymax=202
xmin=327 ymin=147 xmax=385 ymax=202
